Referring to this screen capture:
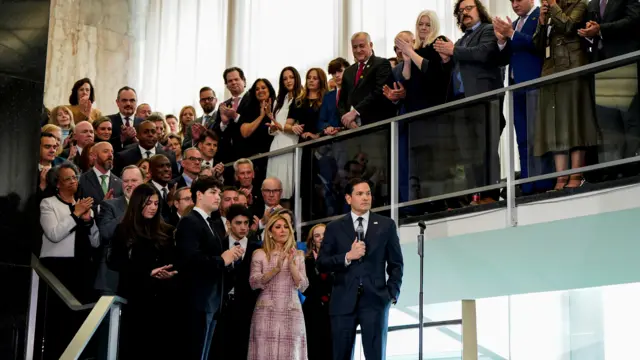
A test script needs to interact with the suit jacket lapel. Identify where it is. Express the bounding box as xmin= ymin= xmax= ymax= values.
xmin=341 ymin=214 xmax=356 ymax=242
xmin=87 ymin=171 xmax=103 ymax=195
xmin=117 ymin=196 xmax=127 ymax=213
xmin=365 ymin=213 xmax=382 ymax=252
